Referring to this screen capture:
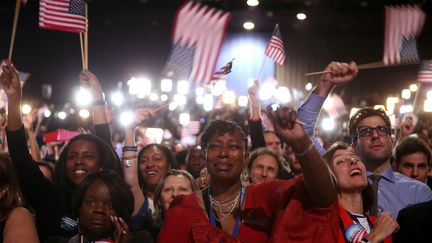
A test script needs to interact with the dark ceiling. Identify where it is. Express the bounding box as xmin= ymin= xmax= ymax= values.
xmin=0 ymin=0 xmax=431 ymax=105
